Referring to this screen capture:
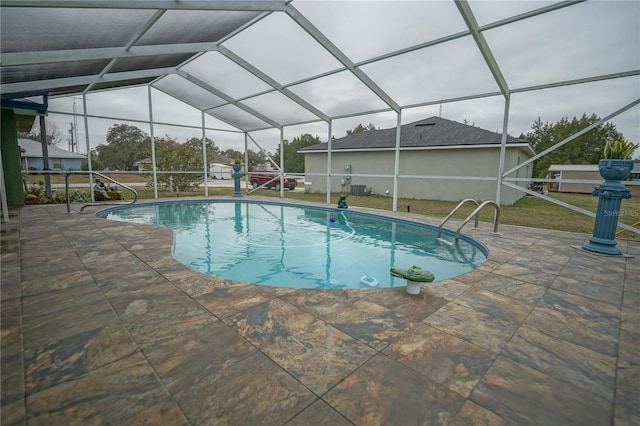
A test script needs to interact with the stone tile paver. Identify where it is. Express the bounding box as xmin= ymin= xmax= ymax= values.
xmin=1 ymin=202 xmax=637 ymax=425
